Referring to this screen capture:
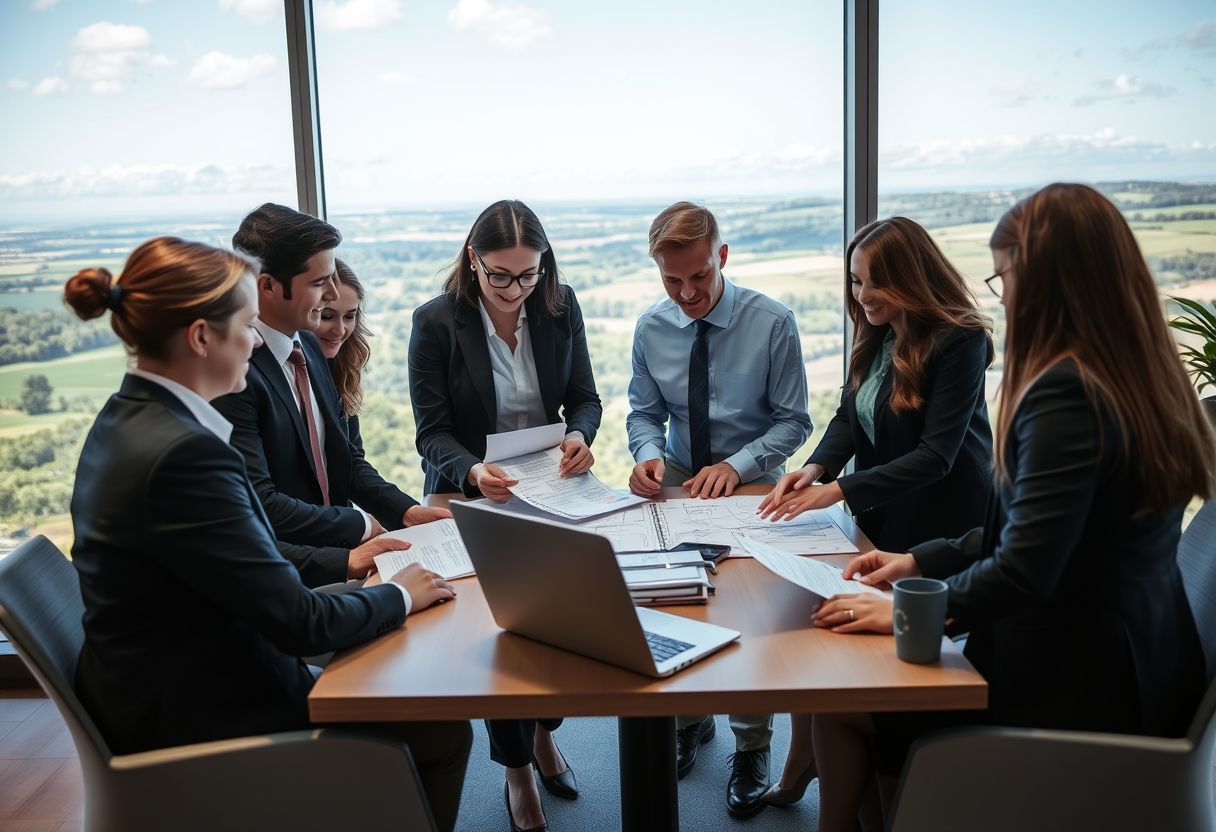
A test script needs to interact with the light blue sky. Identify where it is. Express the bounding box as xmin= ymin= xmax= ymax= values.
xmin=0 ymin=0 xmax=1212 ymax=219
